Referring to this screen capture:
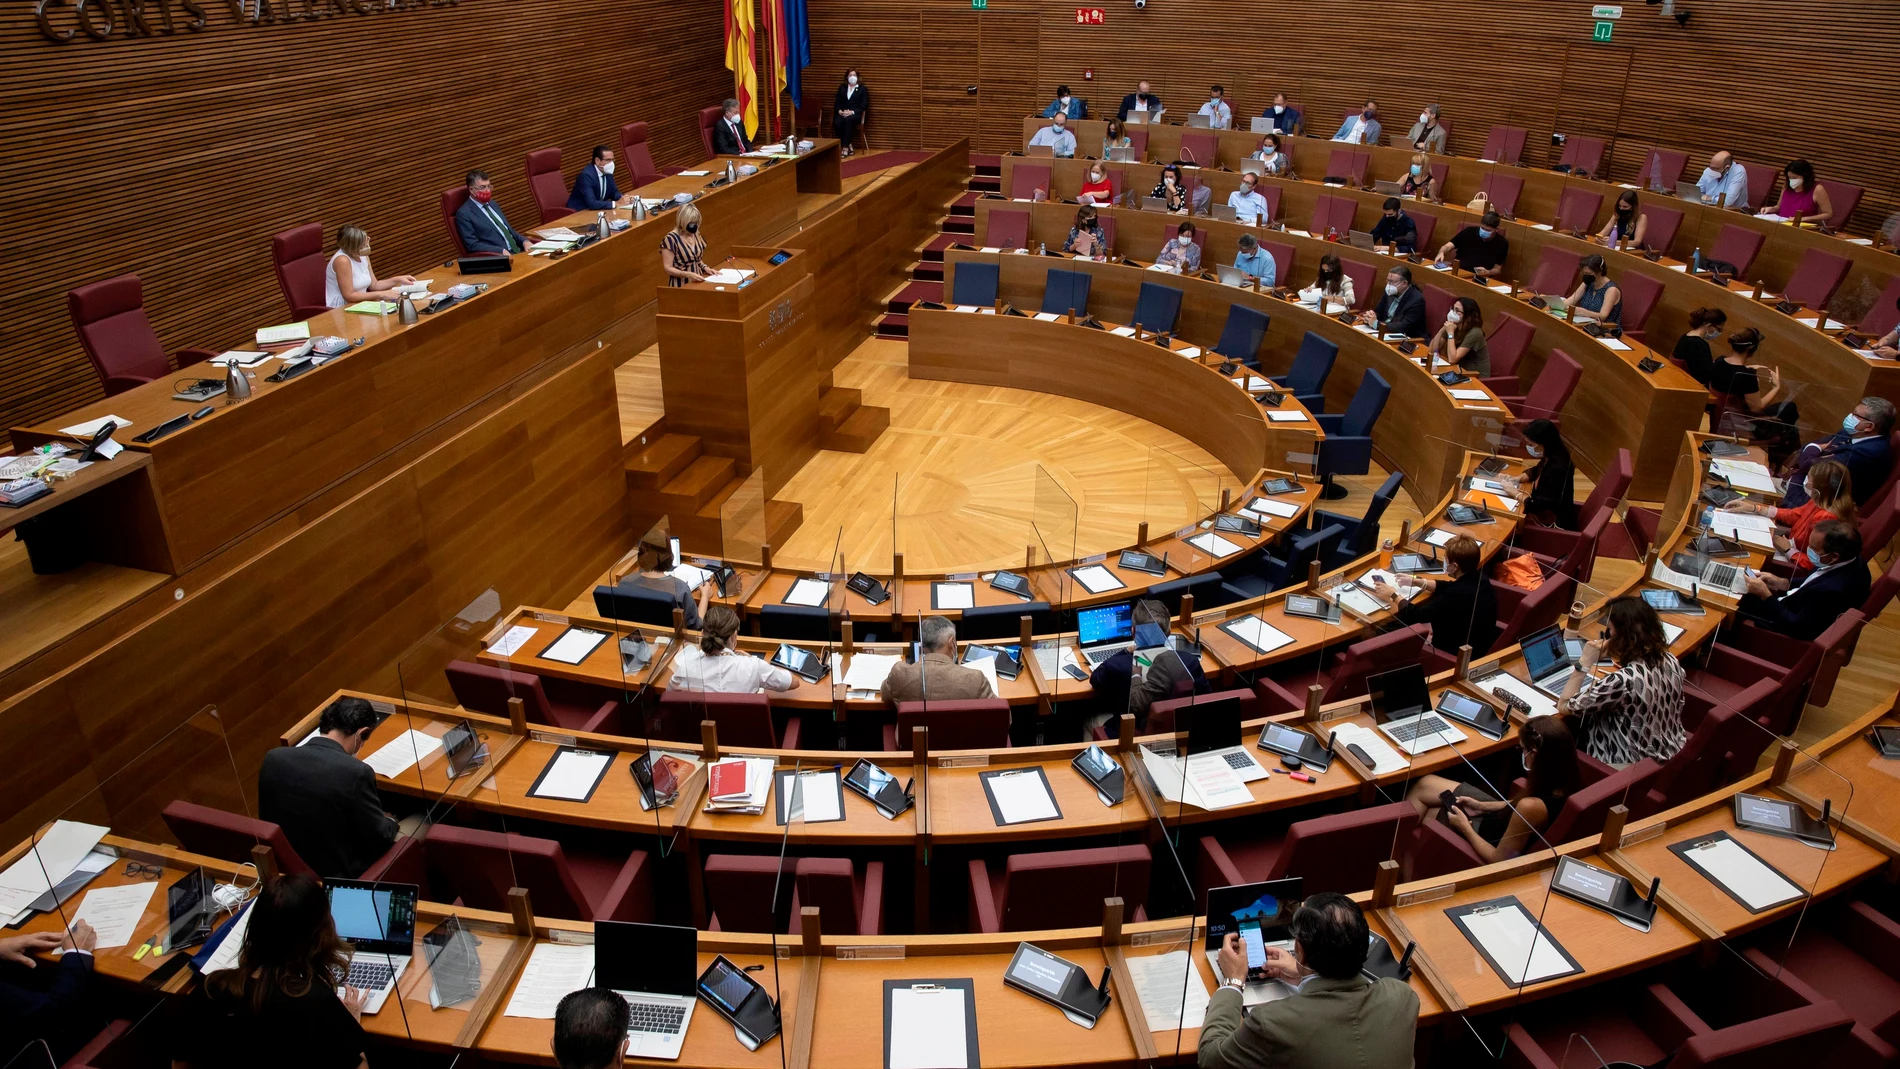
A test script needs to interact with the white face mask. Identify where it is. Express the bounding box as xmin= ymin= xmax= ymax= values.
xmin=1059 ymin=95 xmax=1069 ymax=104
xmin=1789 ymin=176 xmax=1804 ymax=190
xmin=1273 ymin=104 xmax=1284 ymax=114
xmin=1178 ymin=235 xmax=1193 ymax=247
xmin=1419 ymin=112 xmax=1431 ymax=123
xmin=848 ymin=75 xmax=859 ymax=86
xmin=1241 ymin=184 xmax=1255 ymax=196
xmin=601 ymin=161 xmax=615 ymax=174
xmin=1447 ymin=310 xmax=1462 ymax=324
xmin=1384 ymin=283 xmax=1399 ymax=296
xmin=1263 ymin=145 xmax=1276 ymax=156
